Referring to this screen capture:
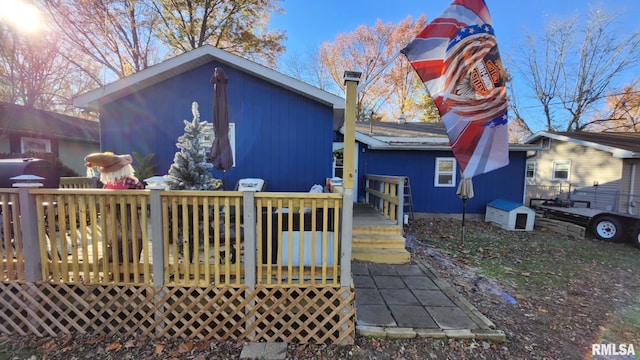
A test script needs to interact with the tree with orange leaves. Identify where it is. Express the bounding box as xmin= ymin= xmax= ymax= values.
xmin=589 ymin=80 xmax=640 ymax=132
xmin=318 ymin=15 xmax=439 ymax=123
